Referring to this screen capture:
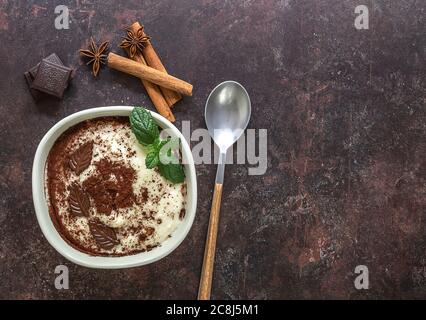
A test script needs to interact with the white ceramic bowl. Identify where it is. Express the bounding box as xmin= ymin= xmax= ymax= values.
xmin=32 ymin=106 xmax=197 ymax=269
